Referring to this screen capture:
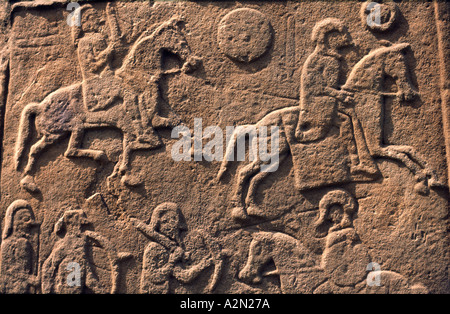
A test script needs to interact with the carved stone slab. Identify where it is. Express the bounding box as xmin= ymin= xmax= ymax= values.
xmin=0 ymin=0 xmax=448 ymax=294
